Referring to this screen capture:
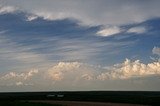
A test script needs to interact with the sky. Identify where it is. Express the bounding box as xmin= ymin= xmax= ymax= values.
xmin=0 ymin=0 xmax=160 ymax=92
